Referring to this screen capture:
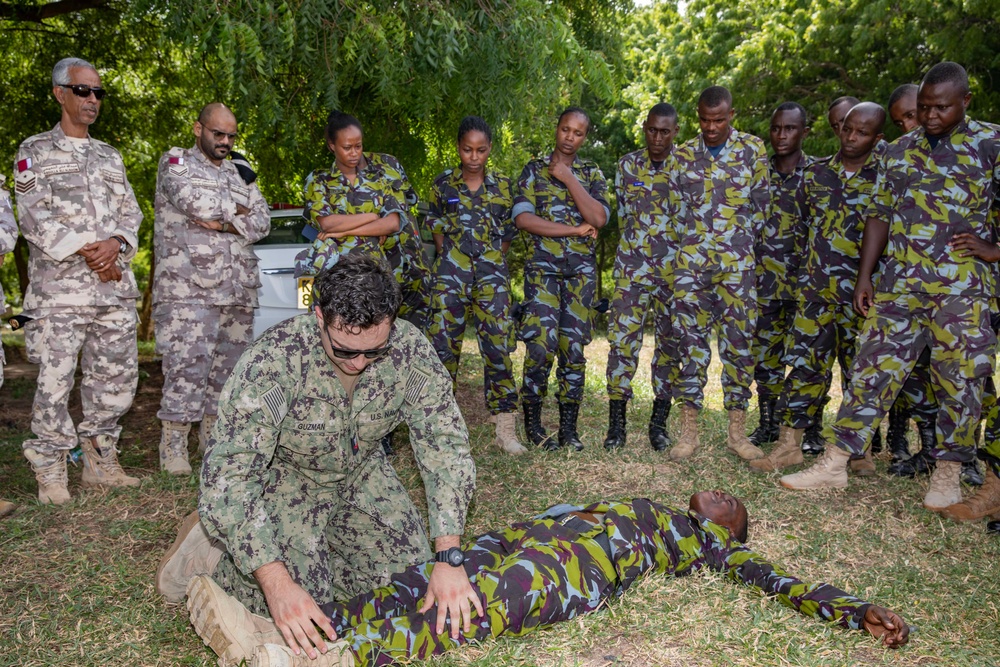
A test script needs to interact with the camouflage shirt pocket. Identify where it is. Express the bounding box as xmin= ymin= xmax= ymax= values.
xmin=47 ymin=170 xmax=88 ymax=218
xmin=676 ymin=174 xmax=705 ymax=202
xmin=186 ymin=243 xmax=228 ymax=289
